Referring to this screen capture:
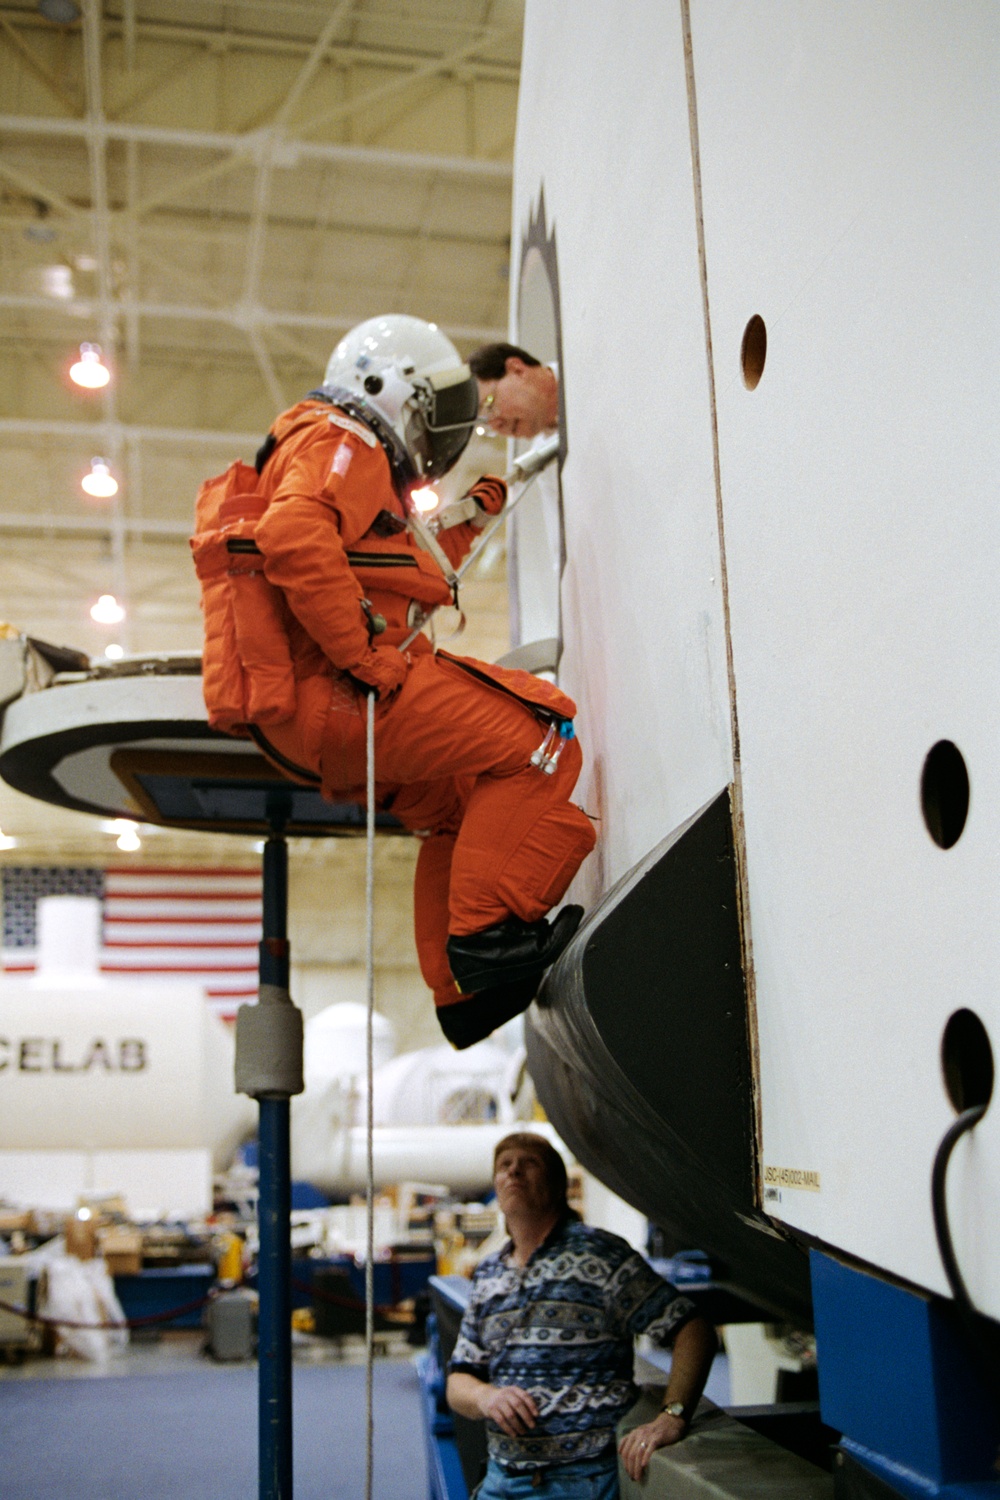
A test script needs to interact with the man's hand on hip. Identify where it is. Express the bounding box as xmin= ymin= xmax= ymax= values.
xmin=478 ymin=1383 xmax=539 ymax=1436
